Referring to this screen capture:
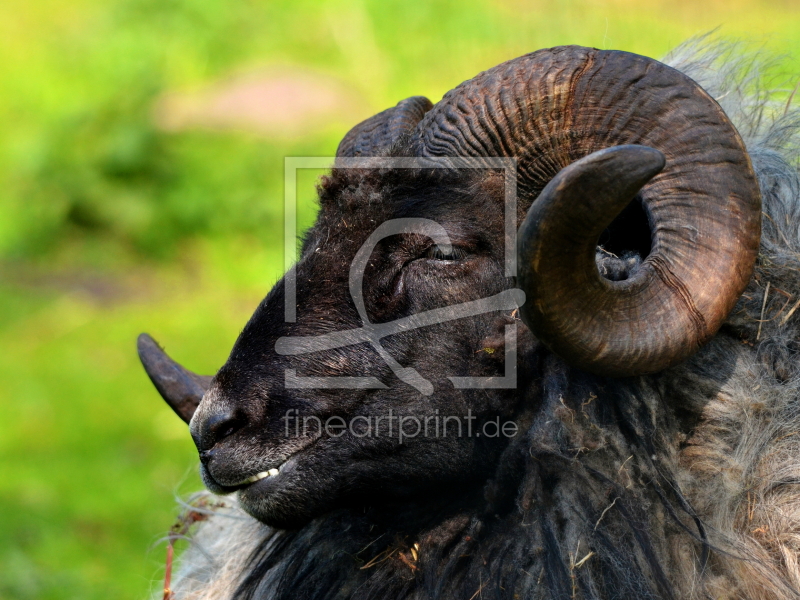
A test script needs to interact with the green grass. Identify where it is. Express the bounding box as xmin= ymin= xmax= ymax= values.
xmin=0 ymin=0 xmax=798 ymax=598
xmin=0 ymin=241 xmax=281 ymax=598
